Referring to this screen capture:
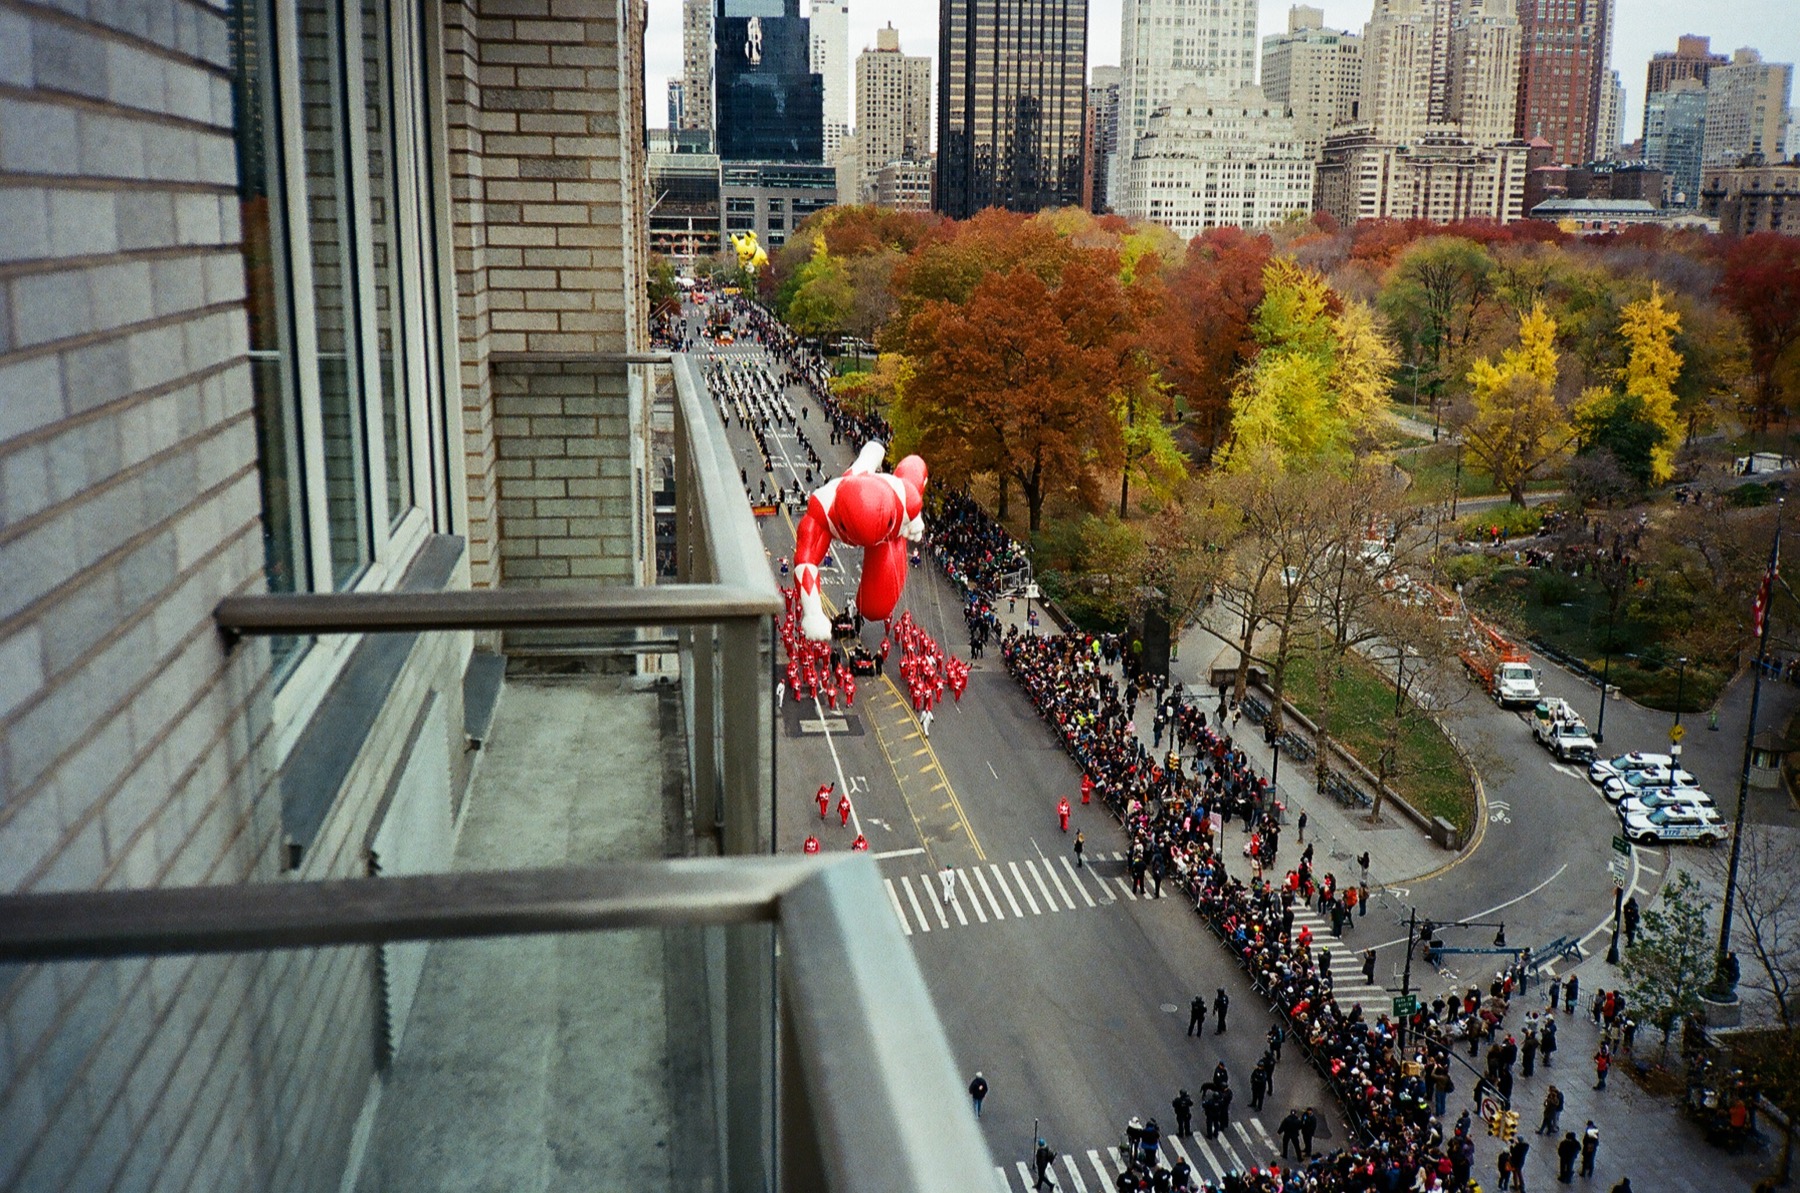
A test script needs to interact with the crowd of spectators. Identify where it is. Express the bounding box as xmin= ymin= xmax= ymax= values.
xmin=1001 ymin=626 xmax=1557 ymax=1191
